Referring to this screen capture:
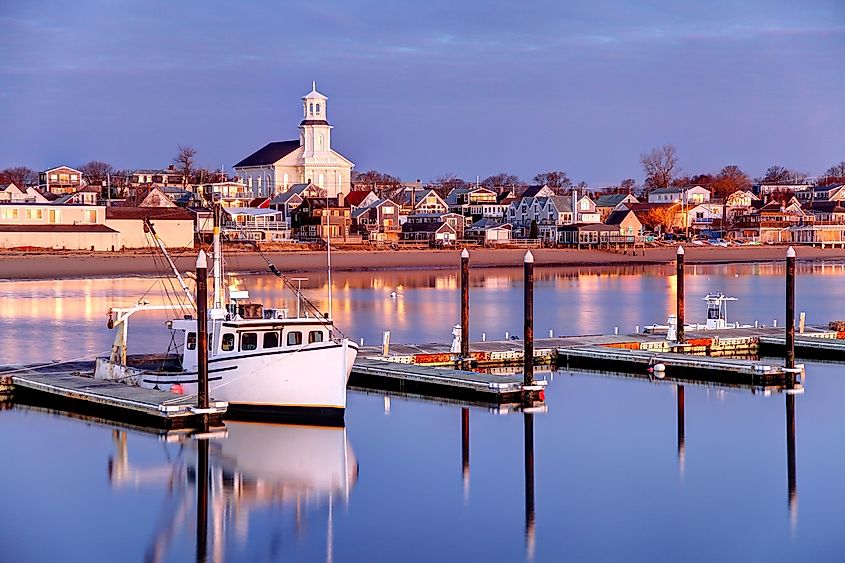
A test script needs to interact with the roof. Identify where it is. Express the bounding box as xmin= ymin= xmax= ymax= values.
xmin=345 ymin=190 xmax=374 ymax=207
xmin=559 ymin=223 xmax=620 ymax=232
xmin=302 ymin=84 xmax=328 ymax=100
xmin=605 ymin=209 xmax=638 ymax=225
xmin=0 ymin=224 xmax=117 ymax=233
xmin=521 ymin=185 xmax=551 ymax=197
xmin=649 ymin=186 xmax=684 ymax=194
xmin=105 ymin=207 xmax=193 ymax=220
xmin=467 ymin=218 xmax=511 ymax=230
xmin=402 ymin=221 xmax=453 ymax=233
xmin=41 ymin=165 xmax=82 ymax=174
xmin=233 ymin=140 xmax=300 ymax=168
xmin=812 ymin=183 xmax=845 ymax=192
xmin=595 ymin=194 xmax=636 ymax=207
